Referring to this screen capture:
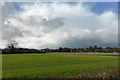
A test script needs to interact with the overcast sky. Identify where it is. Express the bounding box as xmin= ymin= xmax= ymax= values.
xmin=1 ymin=2 xmax=118 ymax=49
